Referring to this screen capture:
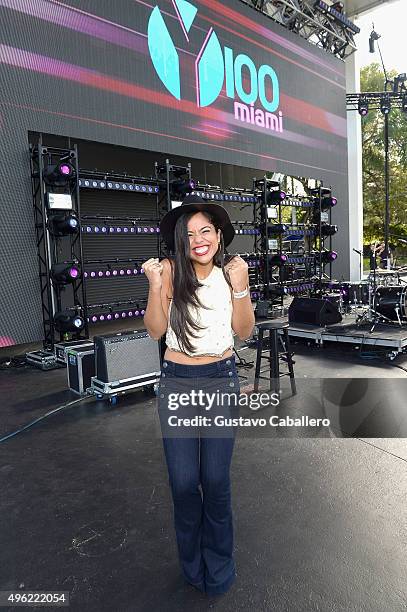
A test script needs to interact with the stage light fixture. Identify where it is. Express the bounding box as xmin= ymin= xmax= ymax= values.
xmin=269 ymin=254 xmax=288 ymax=266
xmin=54 ymin=310 xmax=85 ymax=332
xmin=266 ymin=190 xmax=286 ymax=205
xmin=43 ymin=162 xmax=75 ymax=186
xmin=380 ymin=96 xmax=391 ymax=115
xmin=320 ymin=196 xmax=337 ymax=210
xmin=369 ymin=29 xmax=380 ymax=53
xmin=48 ymin=212 xmax=79 ymax=236
xmin=320 ymin=251 xmax=338 ymax=263
xmin=321 ymin=224 xmax=338 ymax=236
xmin=358 ymin=99 xmax=369 ymax=117
xmin=51 ymin=262 xmax=81 ymax=285
xmin=170 ymin=178 xmax=196 ymax=197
